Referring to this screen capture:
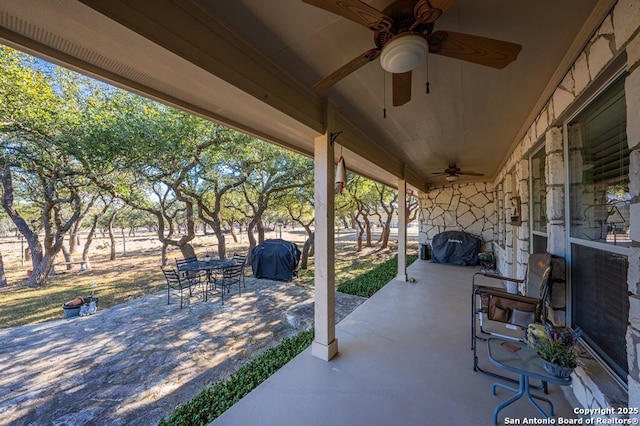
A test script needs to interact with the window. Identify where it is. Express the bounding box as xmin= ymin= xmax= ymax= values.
xmin=567 ymin=75 xmax=629 ymax=383
xmin=530 ymin=144 xmax=547 ymax=253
